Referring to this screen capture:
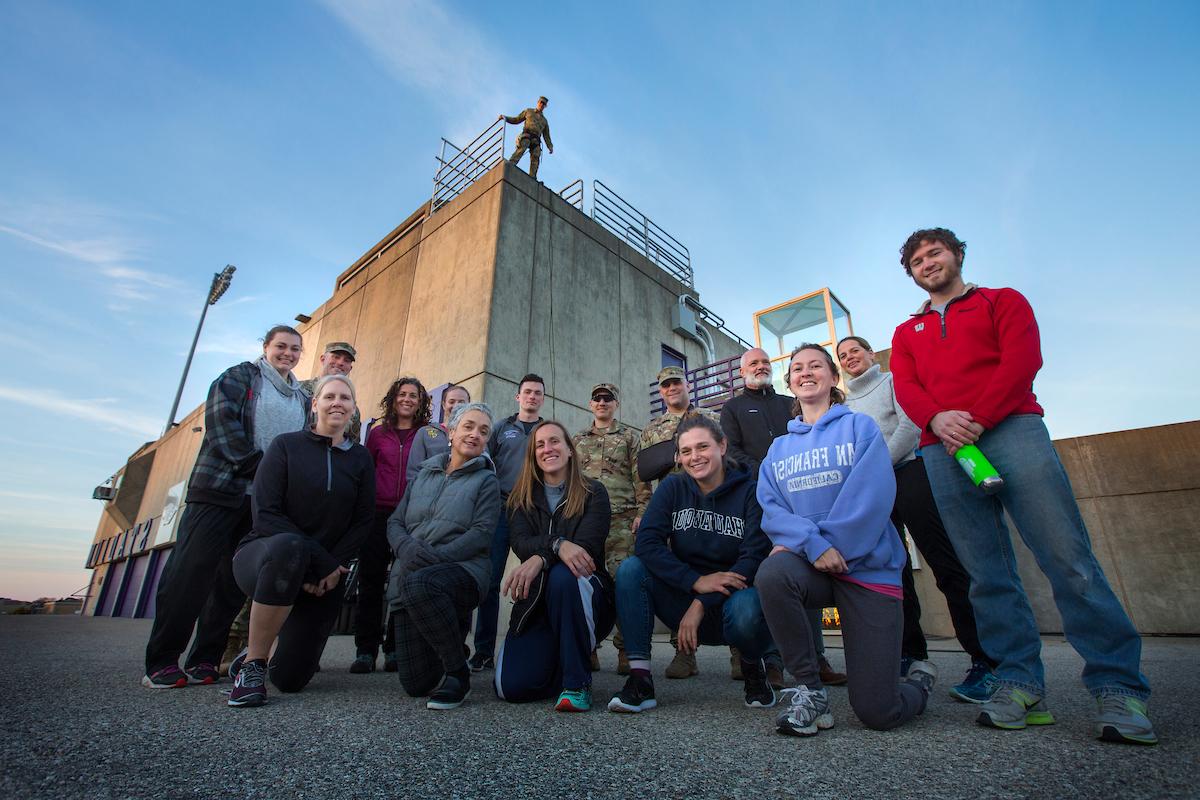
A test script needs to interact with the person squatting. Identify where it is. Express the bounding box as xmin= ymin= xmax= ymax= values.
xmin=139 ymin=227 xmax=1157 ymax=746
